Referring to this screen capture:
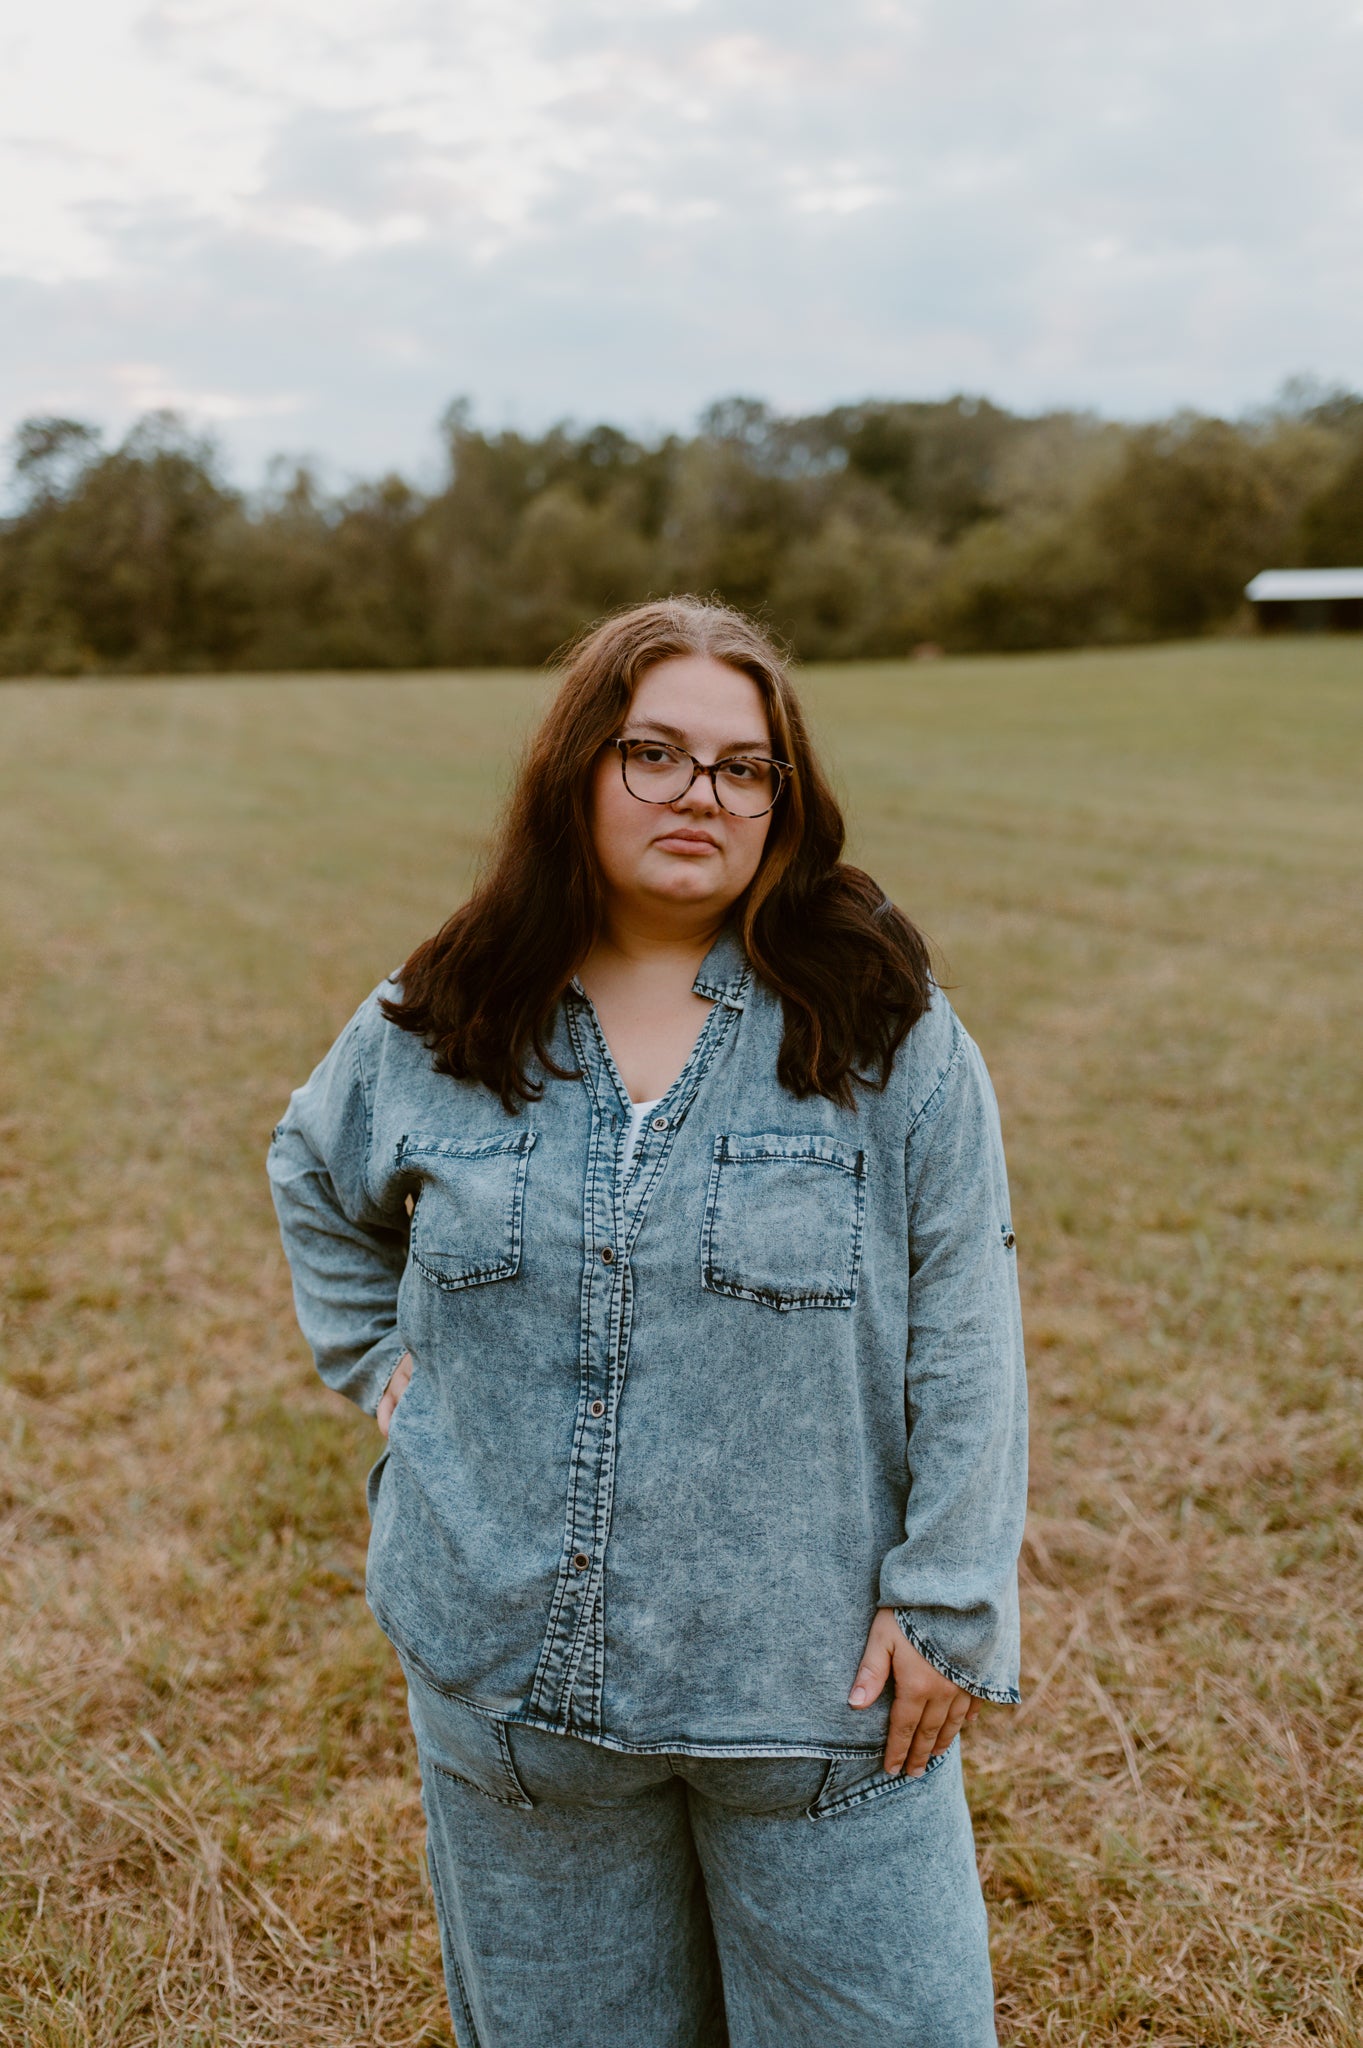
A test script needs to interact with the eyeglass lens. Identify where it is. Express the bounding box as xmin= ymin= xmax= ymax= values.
xmin=620 ymin=742 xmax=781 ymax=818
